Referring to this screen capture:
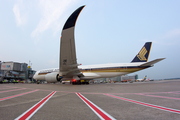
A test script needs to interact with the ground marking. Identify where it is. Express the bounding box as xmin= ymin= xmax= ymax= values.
xmin=76 ymin=93 xmax=116 ymax=120
xmin=104 ymin=94 xmax=180 ymax=114
xmin=0 ymin=89 xmax=39 ymax=101
xmin=0 ymin=87 xmax=18 ymax=90
xmin=136 ymin=93 xmax=180 ymax=100
xmin=15 ymin=91 xmax=56 ymax=120
xmin=0 ymin=88 xmax=27 ymax=93
xmin=110 ymin=91 xmax=180 ymax=95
